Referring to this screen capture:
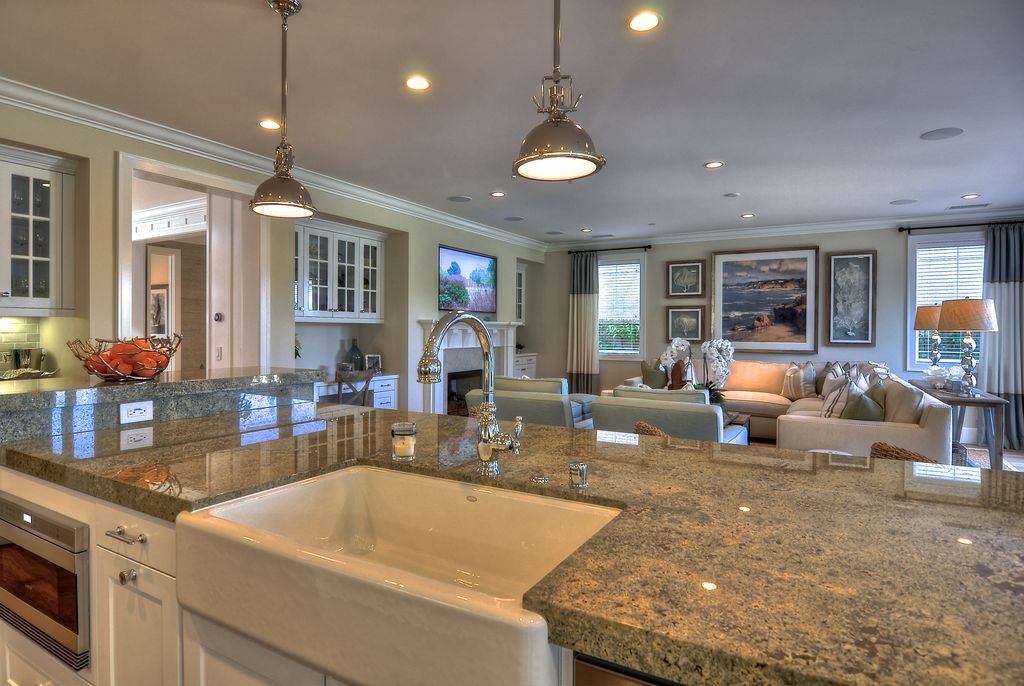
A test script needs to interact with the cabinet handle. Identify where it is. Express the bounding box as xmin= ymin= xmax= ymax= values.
xmin=106 ymin=525 xmax=148 ymax=545
xmin=0 ymin=291 xmax=9 ymax=298
xmin=118 ymin=569 xmax=138 ymax=586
